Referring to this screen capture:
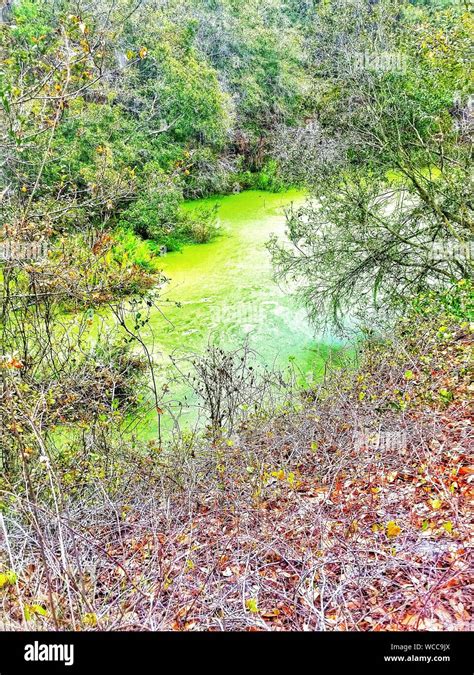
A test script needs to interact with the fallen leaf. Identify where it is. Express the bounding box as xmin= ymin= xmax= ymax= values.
xmin=386 ymin=521 xmax=401 ymax=538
